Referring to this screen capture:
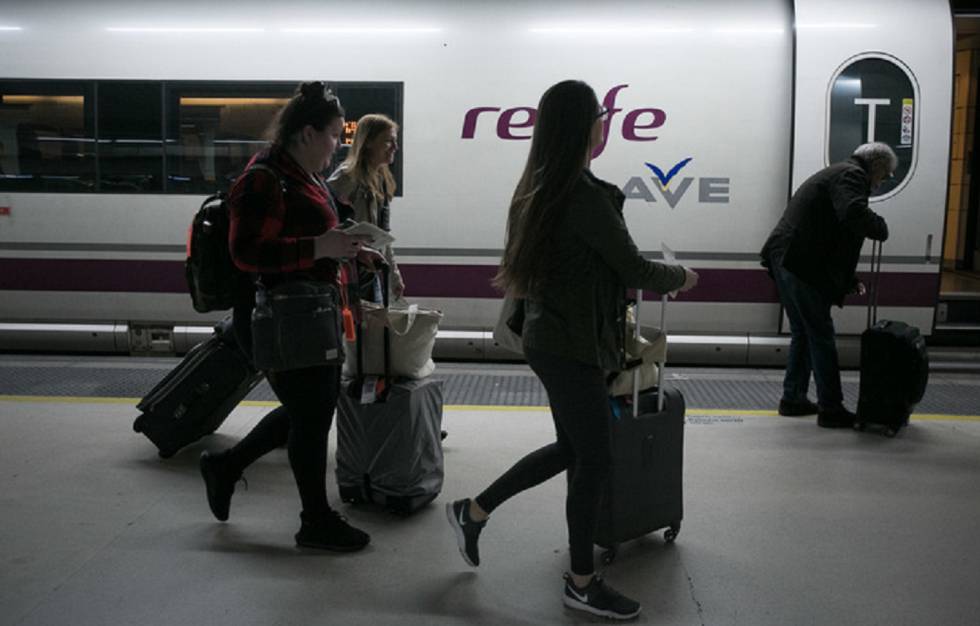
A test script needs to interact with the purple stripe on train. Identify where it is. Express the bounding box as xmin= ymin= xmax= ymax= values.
xmin=0 ymin=259 xmax=939 ymax=307
xmin=0 ymin=259 xmax=187 ymax=294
